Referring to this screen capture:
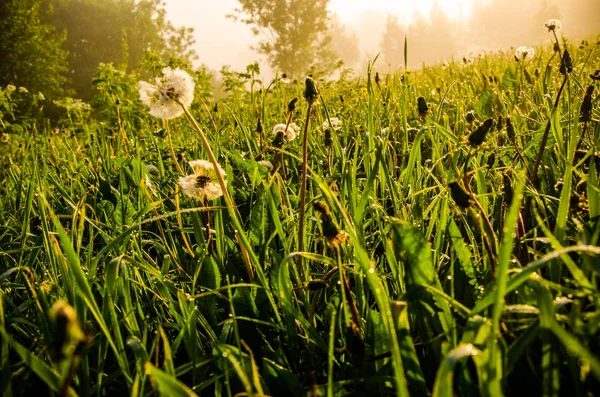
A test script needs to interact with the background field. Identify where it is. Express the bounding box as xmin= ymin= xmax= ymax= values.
xmin=1 ymin=34 xmax=600 ymax=396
